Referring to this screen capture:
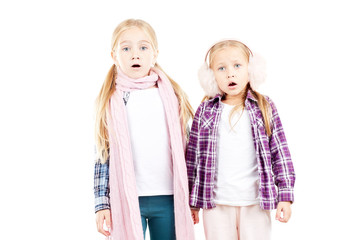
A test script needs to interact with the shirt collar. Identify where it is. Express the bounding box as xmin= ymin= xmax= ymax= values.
xmin=208 ymin=89 xmax=258 ymax=104
xmin=246 ymin=89 xmax=258 ymax=102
